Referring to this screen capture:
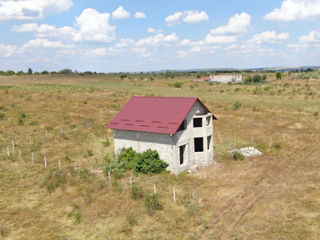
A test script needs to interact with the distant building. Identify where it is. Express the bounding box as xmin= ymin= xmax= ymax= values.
xmin=107 ymin=96 xmax=217 ymax=174
xmin=204 ymin=74 xmax=242 ymax=83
